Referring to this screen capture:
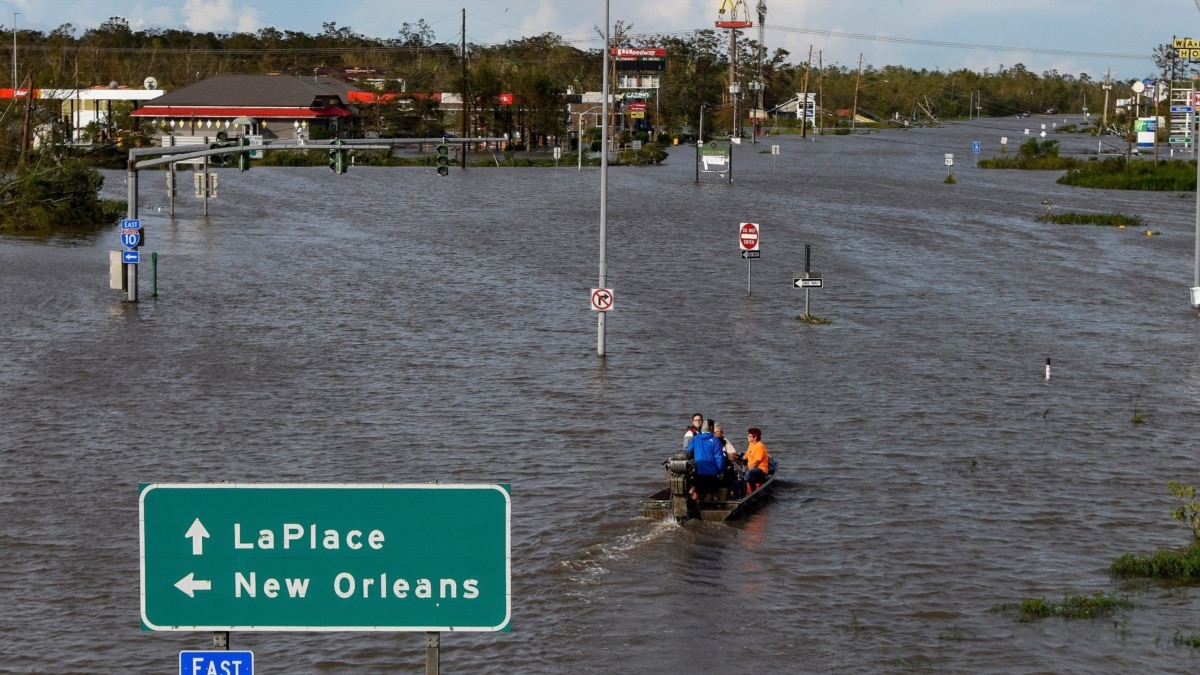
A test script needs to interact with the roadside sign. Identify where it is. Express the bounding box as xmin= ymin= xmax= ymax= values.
xmin=123 ymin=250 xmax=140 ymax=264
xmin=741 ymin=250 xmax=761 ymax=259
xmin=770 ymin=144 xmax=780 ymax=155
xmin=590 ymin=288 xmax=614 ymax=311
xmin=972 ymin=141 xmax=981 ymax=154
xmin=121 ymin=231 xmax=142 ymax=248
xmin=120 ymin=218 xmax=141 ymax=230
xmin=944 ymin=154 xmax=954 ymax=166
xmin=1171 ymin=137 xmax=1193 ymax=144
xmin=794 ymin=278 xmax=823 ymax=288
xmin=1171 ymin=106 xmax=1194 ymax=113
xmin=739 ymin=222 xmax=760 ymax=251
xmin=140 ymin=483 xmax=511 ymax=632
xmin=179 ymin=651 xmax=253 ymax=675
